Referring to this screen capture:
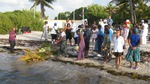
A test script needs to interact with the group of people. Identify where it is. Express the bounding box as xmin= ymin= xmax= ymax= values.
xmin=9 ymin=16 xmax=149 ymax=70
